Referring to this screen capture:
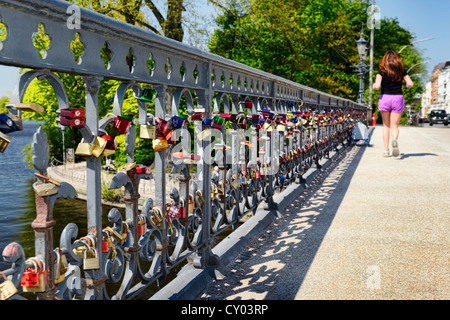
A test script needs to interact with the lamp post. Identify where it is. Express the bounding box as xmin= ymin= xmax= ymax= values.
xmin=355 ymin=29 xmax=369 ymax=104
